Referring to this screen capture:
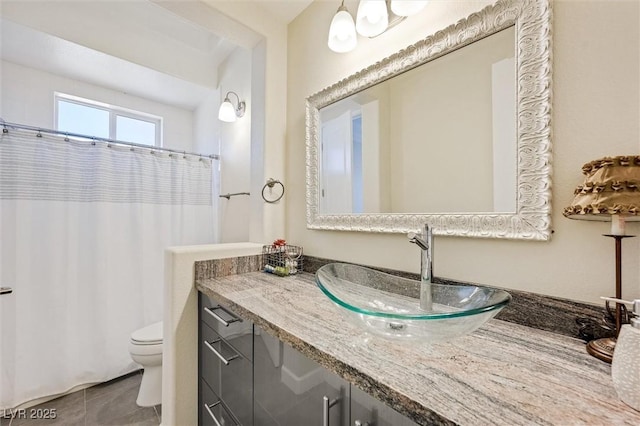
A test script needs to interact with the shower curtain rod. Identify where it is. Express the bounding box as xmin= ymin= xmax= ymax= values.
xmin=0 ymin=119 xmax=220 ymax=160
